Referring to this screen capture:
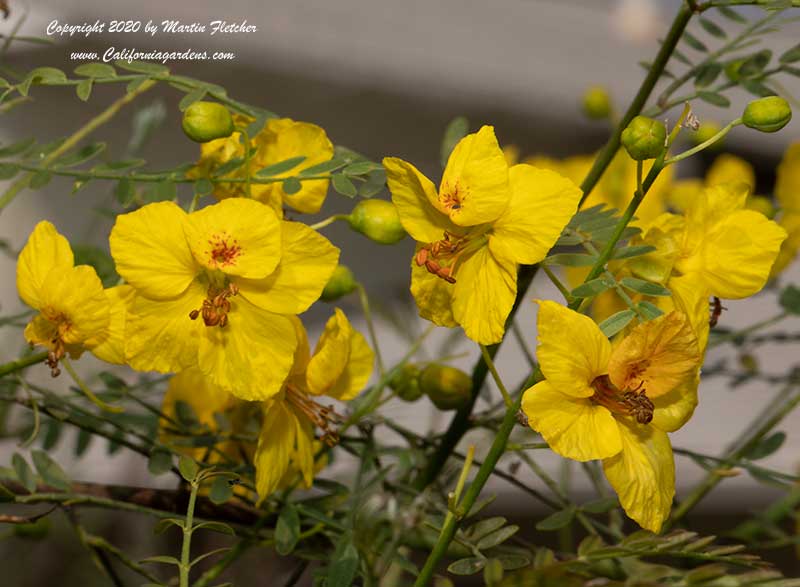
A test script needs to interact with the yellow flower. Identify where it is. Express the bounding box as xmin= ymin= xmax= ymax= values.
xmin=631 ymin=182 xmax=786 ymax=350
xmin=254 ymin=309 xmax=374 ymax=500
xmin=384 ymin=126 xmax=581 ymax=344
xmin=528 ymin=150 xmax=673 ymax=226
xmin=522 ymin=301 xmax=701 ymax=532
xmin=190 ymin=115 xmax=334 ymax=215
xmin=771 ymin=143 xmax=800 ymax=277
xmin=668 ymin=153 xmax=755 ymax=212
xmin=109 ymin=198 xmax=339 ymax=400
xmin=16 ymin=221 xmax=129 ymax=374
